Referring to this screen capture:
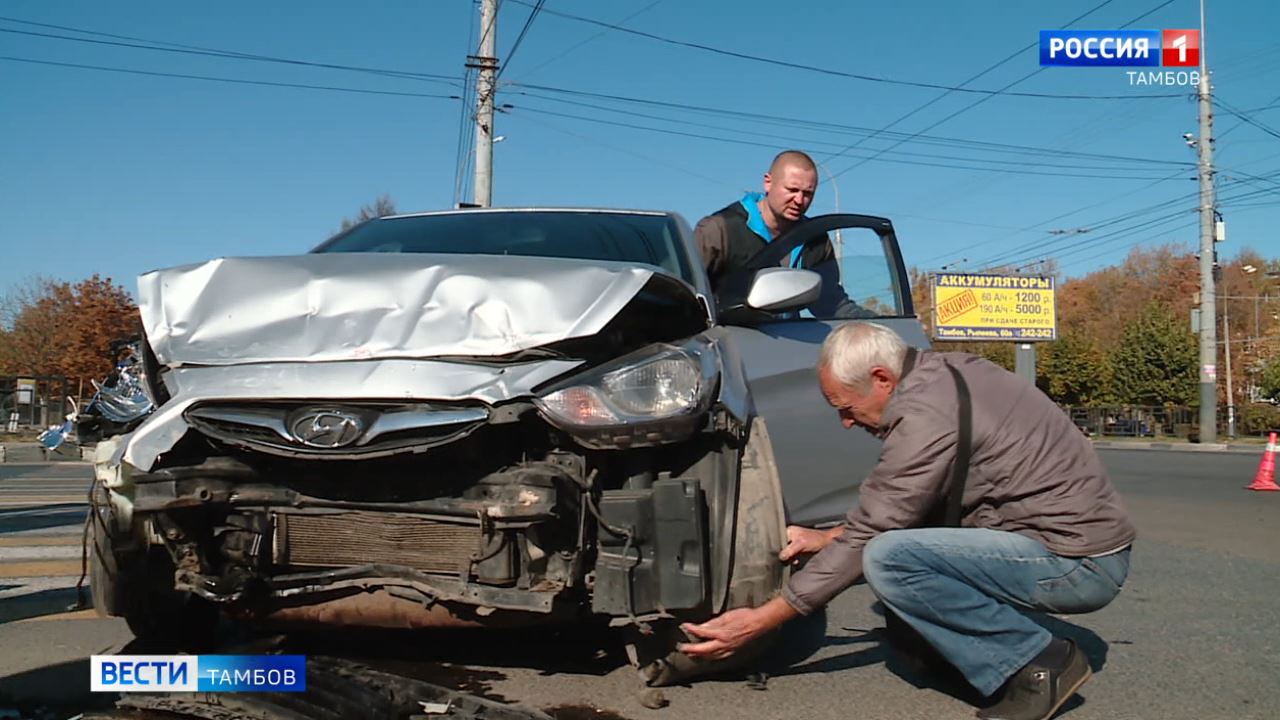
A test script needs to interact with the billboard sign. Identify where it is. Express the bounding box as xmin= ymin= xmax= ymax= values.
xmin=931 ymin=273 xmax=1057 ymax=341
